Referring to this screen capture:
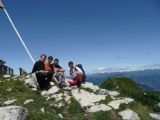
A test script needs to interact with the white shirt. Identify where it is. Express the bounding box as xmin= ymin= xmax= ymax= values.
xmin=70 ymin=66 xmax=83 ymax=79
